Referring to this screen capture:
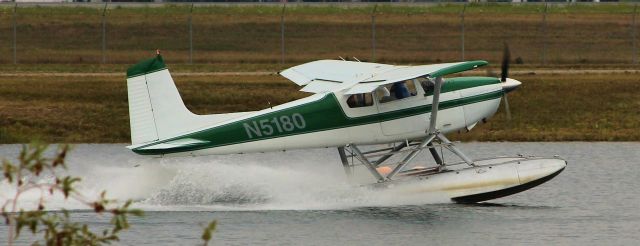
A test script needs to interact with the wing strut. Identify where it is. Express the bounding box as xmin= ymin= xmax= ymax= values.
xmin=427 ymin=77 xmax=475 ymax=167
xmin=428 ymin=76 xmax=443 ymax=134
xmin=386 ymin=76 xmax=447 ymax=180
